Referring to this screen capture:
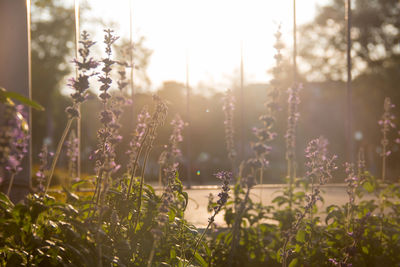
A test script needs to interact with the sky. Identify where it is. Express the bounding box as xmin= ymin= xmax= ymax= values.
xmin=82 ymin=0 xmax=329 ymax=92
